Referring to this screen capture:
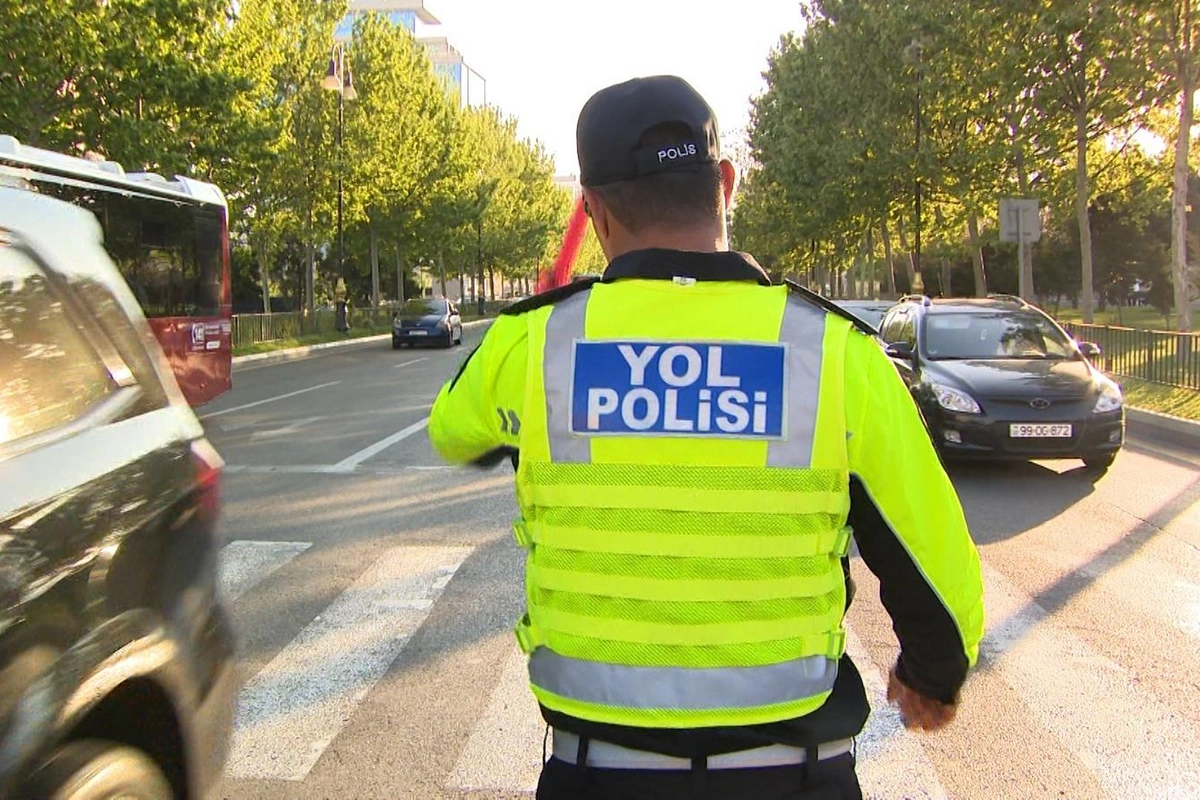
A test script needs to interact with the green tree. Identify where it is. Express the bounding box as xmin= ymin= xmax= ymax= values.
xmin=0 ymin=0 xmax=245 ymax=175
